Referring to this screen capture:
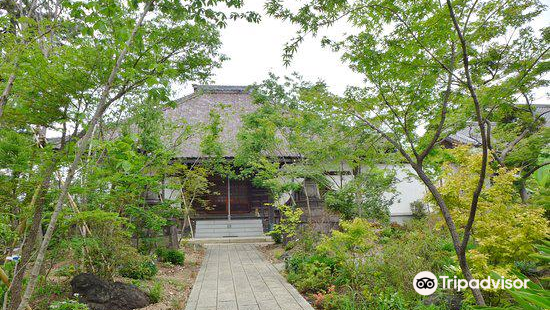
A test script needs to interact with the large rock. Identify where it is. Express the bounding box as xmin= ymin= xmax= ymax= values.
xmin=423 ymin=291 xmax=463 ymax=310
xmin=71 ymin=273 xmax=151 ymax=310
